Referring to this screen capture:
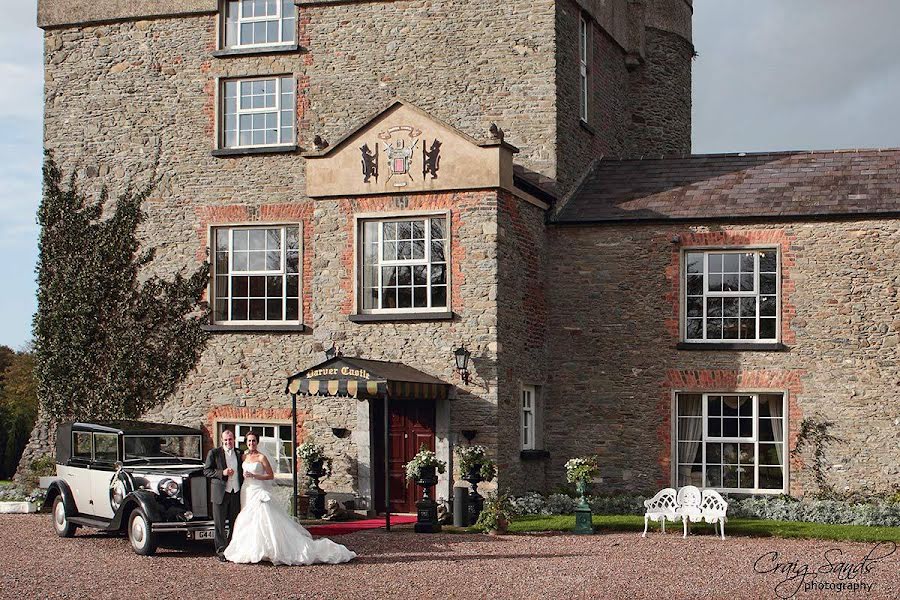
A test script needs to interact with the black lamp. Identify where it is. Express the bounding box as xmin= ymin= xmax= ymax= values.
xmin=454 ymin=346 xmax=471 ymax=384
